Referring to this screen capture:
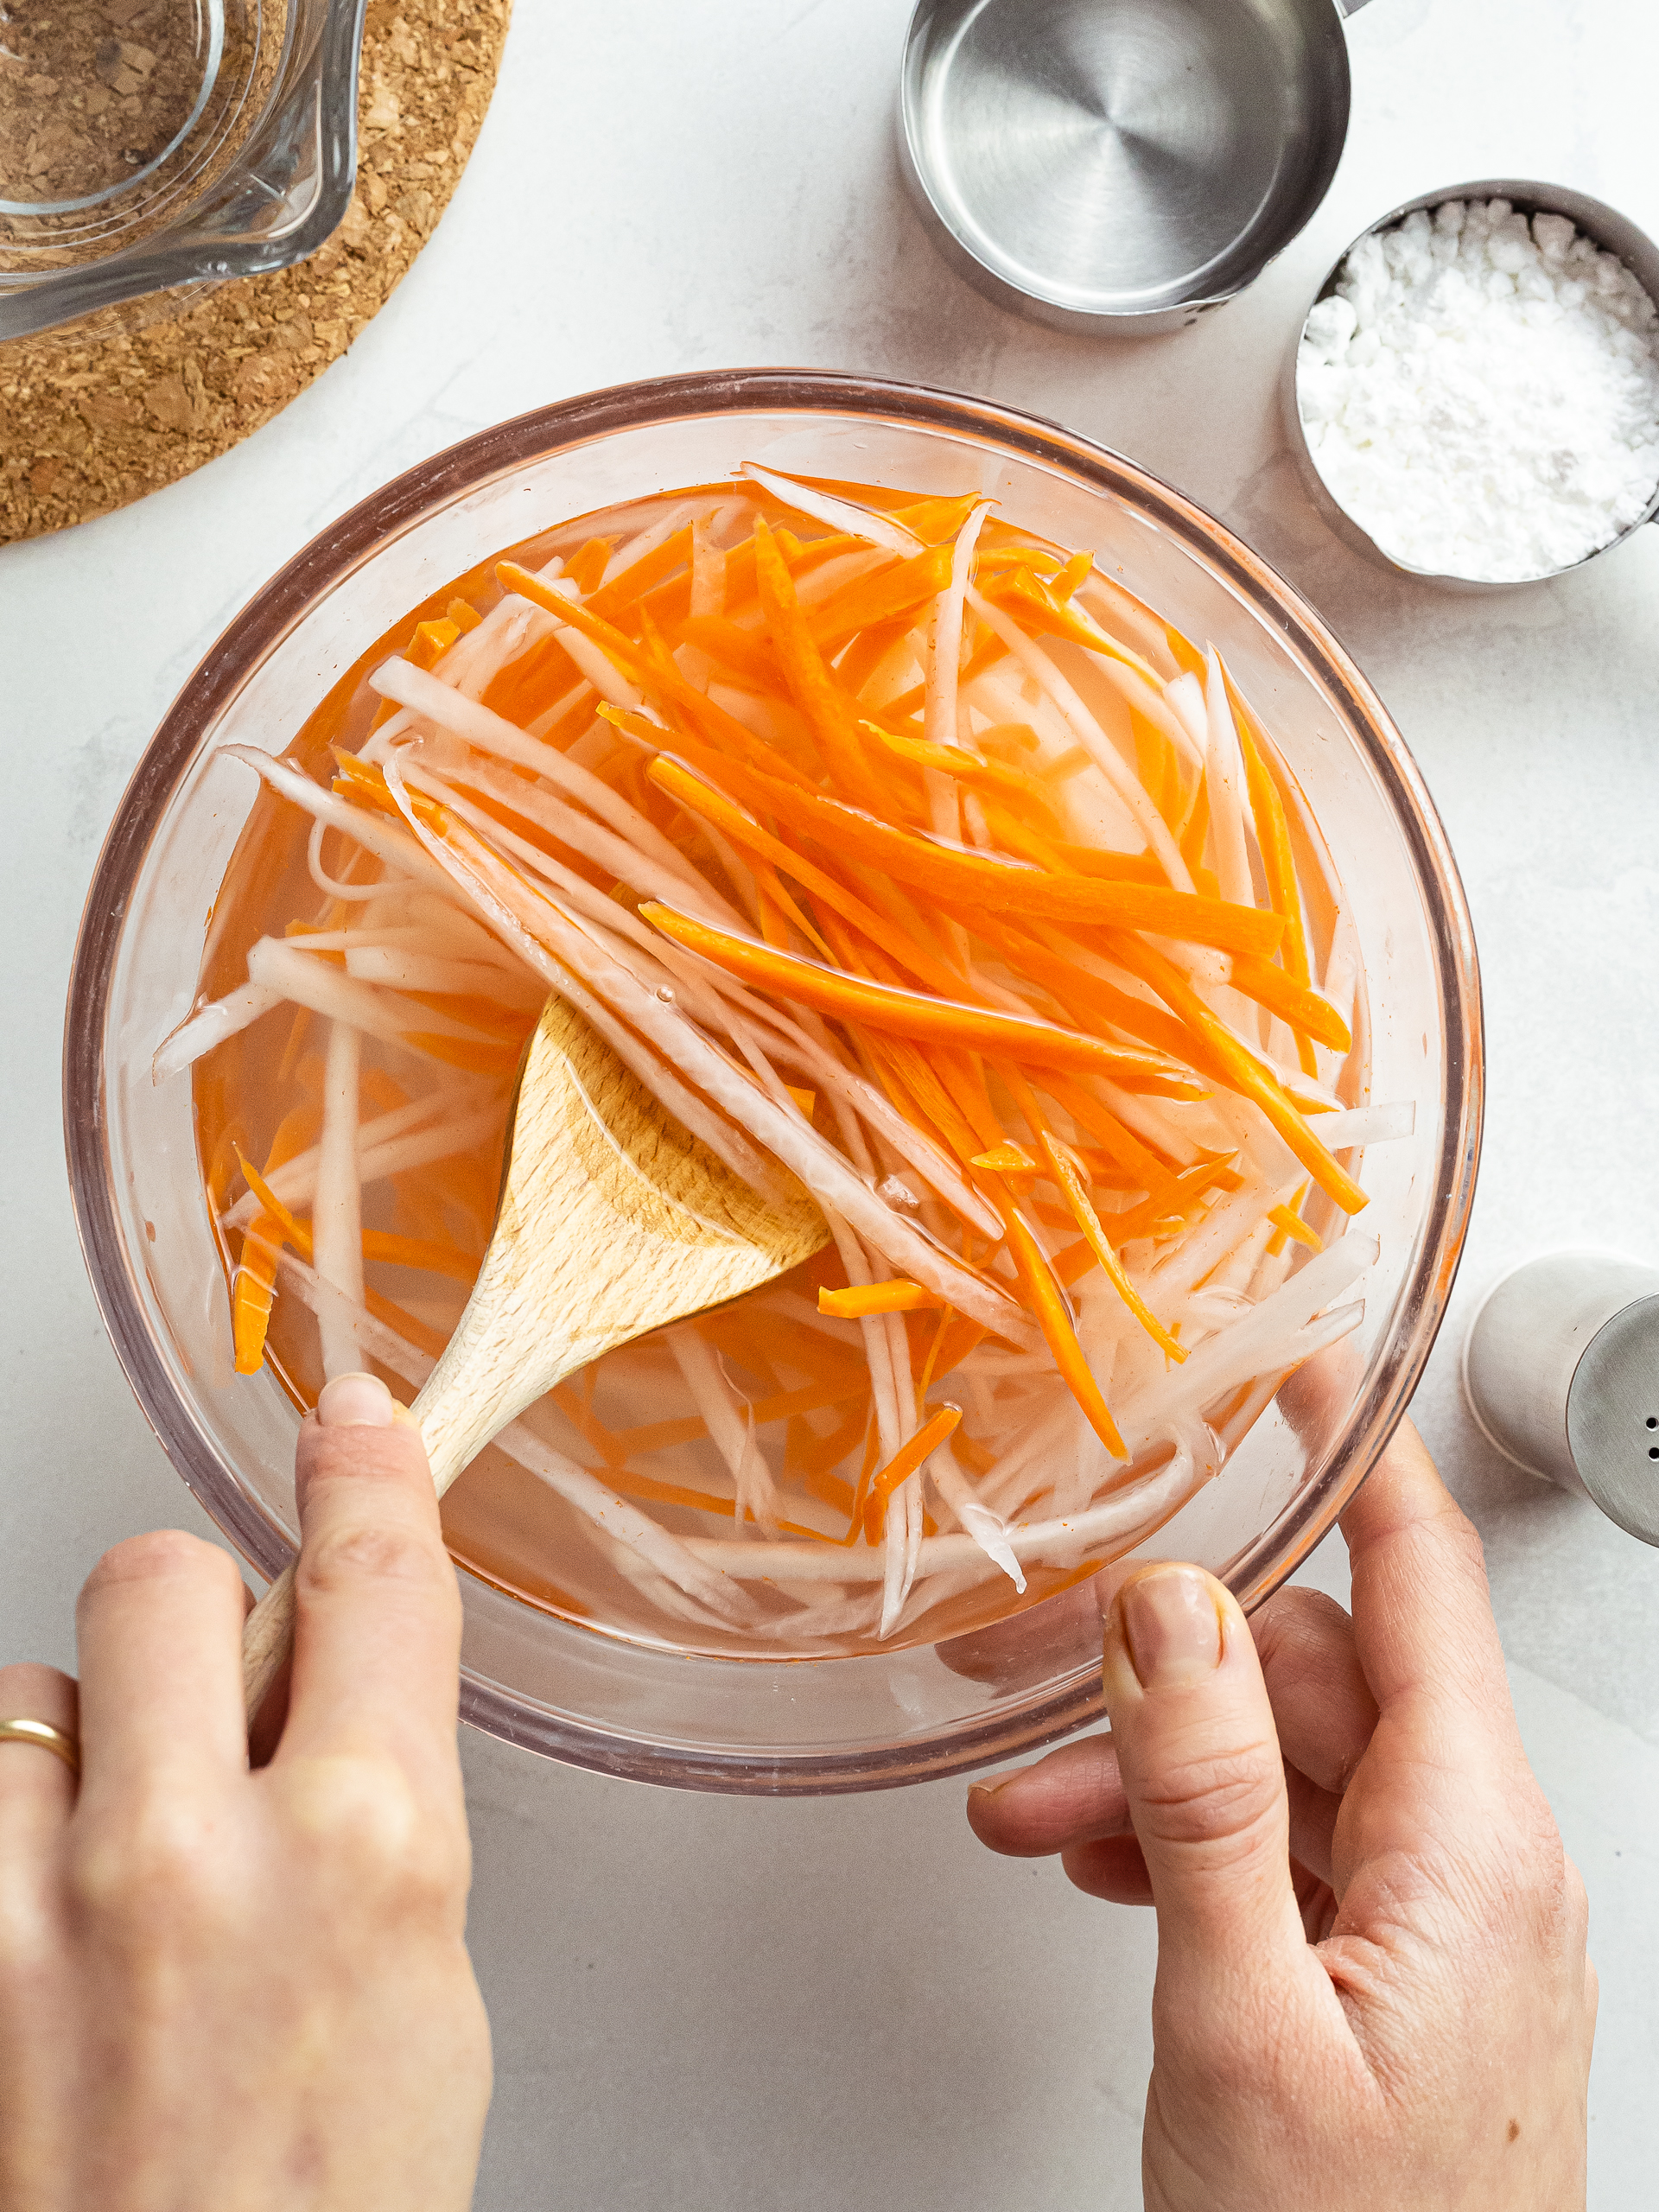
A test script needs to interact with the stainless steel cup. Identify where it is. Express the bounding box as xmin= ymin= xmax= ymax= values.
xmin=899 ymin=0 xmax=1372 ymax=336
xmin=1463 ymin=1251 xmax=1659 ymax=1546
xmin=1285 ymin=181 xmax=1659 ymax=588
